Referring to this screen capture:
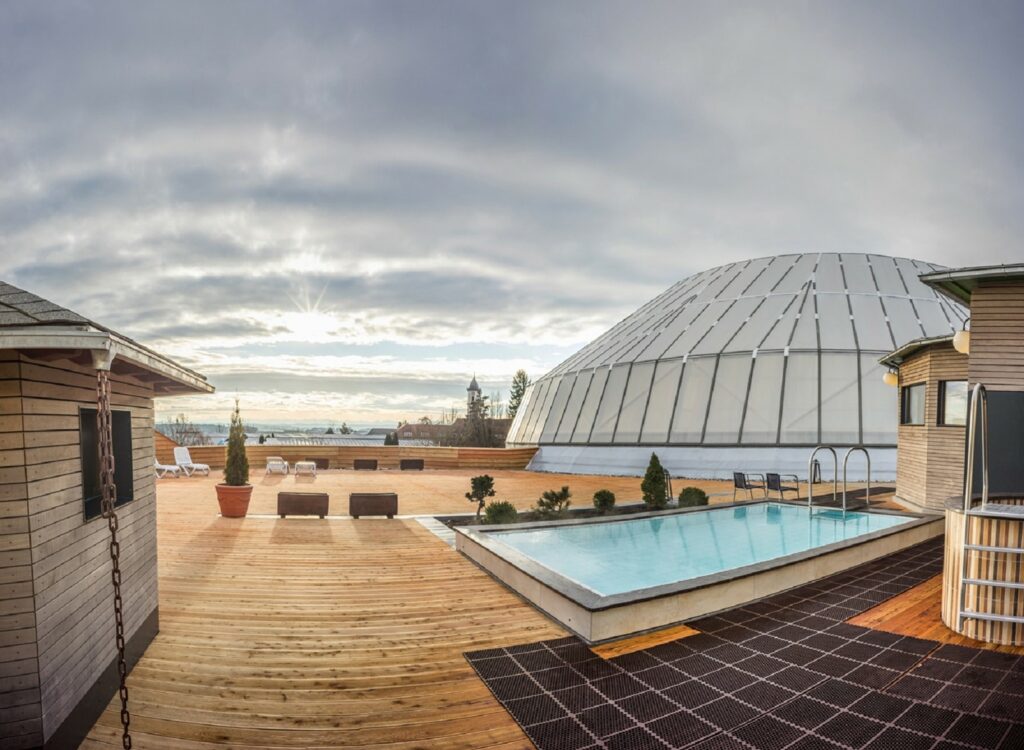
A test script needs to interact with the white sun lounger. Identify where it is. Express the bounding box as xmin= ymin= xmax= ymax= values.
xmin=266 ymin=456 xmax=289 ymax=475
xmin=173 ymin=446 xmax=211 ymax=476
xmin=155 ymin=459 xmax=181 ymax=478
xmin=294 ymin=460 xmax=317 ymax=477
